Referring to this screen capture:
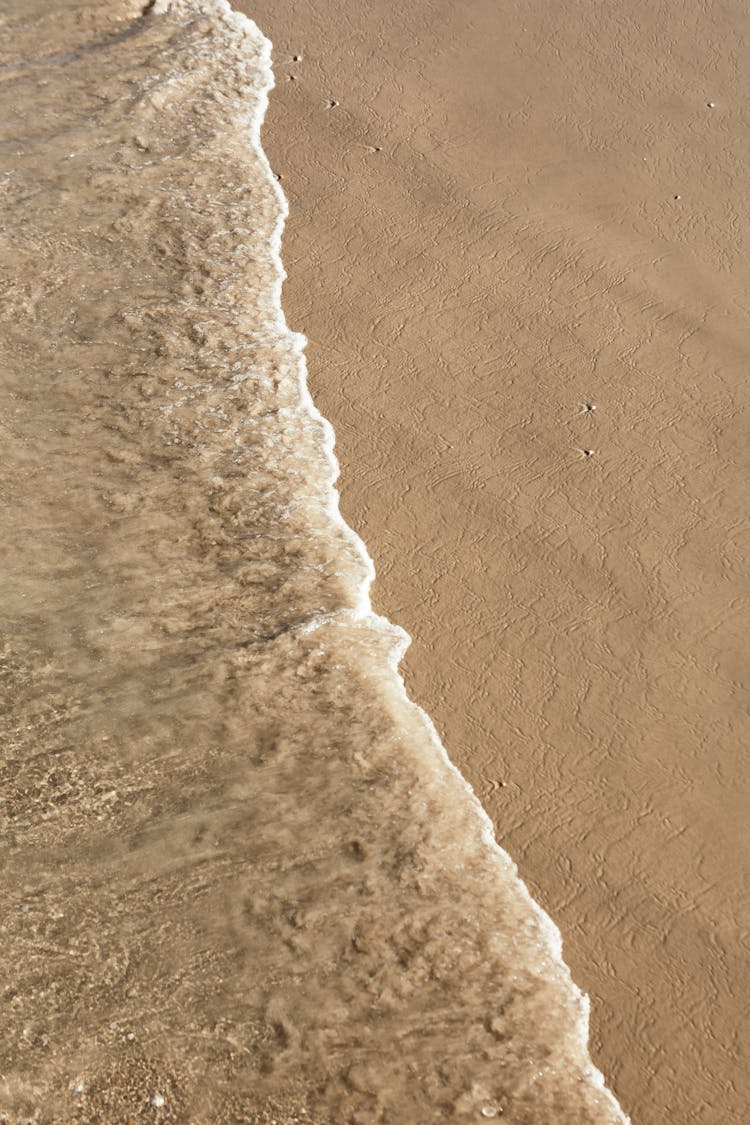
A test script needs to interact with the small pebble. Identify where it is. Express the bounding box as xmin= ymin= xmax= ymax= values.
xmin=150 ymin=1094 xmax=165 ymax=1108
xmin=707 ymin=101 xmax=715 ymax=108
xmin=327 ymin=99 xmax=339 ymax=108
xmin=481 ymin=1108 xmax=498 ymax=1119
xmin=293 ymin=54 xmax=302 ymax=62
xmin=126 ymin=1032 xmax=136 ymax=1041
xmin=674 ymin=194 xmax=681 ymax=200
xmin=73 ymin=1082 xmax=84 ymax=1097
xmin=583 ymin=449 xmax=595 ymax=458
